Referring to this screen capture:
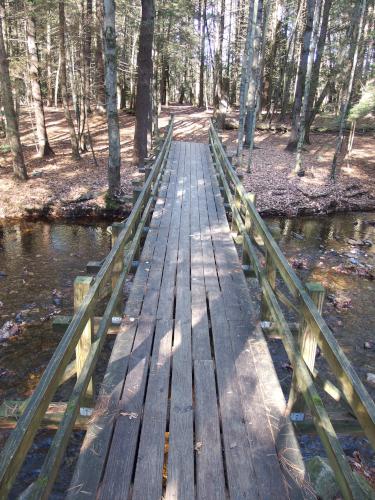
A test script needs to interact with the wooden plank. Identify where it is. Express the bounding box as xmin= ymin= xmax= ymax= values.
xmin=68 ymin=143 xmax=177 ymax=499
xmin=194 ymin=360 xmax=226 ymax=500
xmin=165 ymin=320 xmax=194 ymax=500
xmin=67 ymin=321 xmax=137 ymax=499
xmin=97 ymin=319 xmax=156 ymax=500
xmin=199 ymin=145 xmax=304 ymax=497
xmin=190 ymin=142 xmax=211 ymax=361
xmin=228 ymin=322 xmax=292 ymax=499
xmin=207 ymin=293 xmax=258 ymax=499
xmin=132 ymin=319 xmax=173 ymax=500
xmin=205 ymin=141 xmax=307 ymax=497
xmin=157 ymin=141 xmax=184 ymax=319
xmin=98 ymin=144 xmax=179 ymax=499
xmin=74 ymin=276 xmax=94 ymax=404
